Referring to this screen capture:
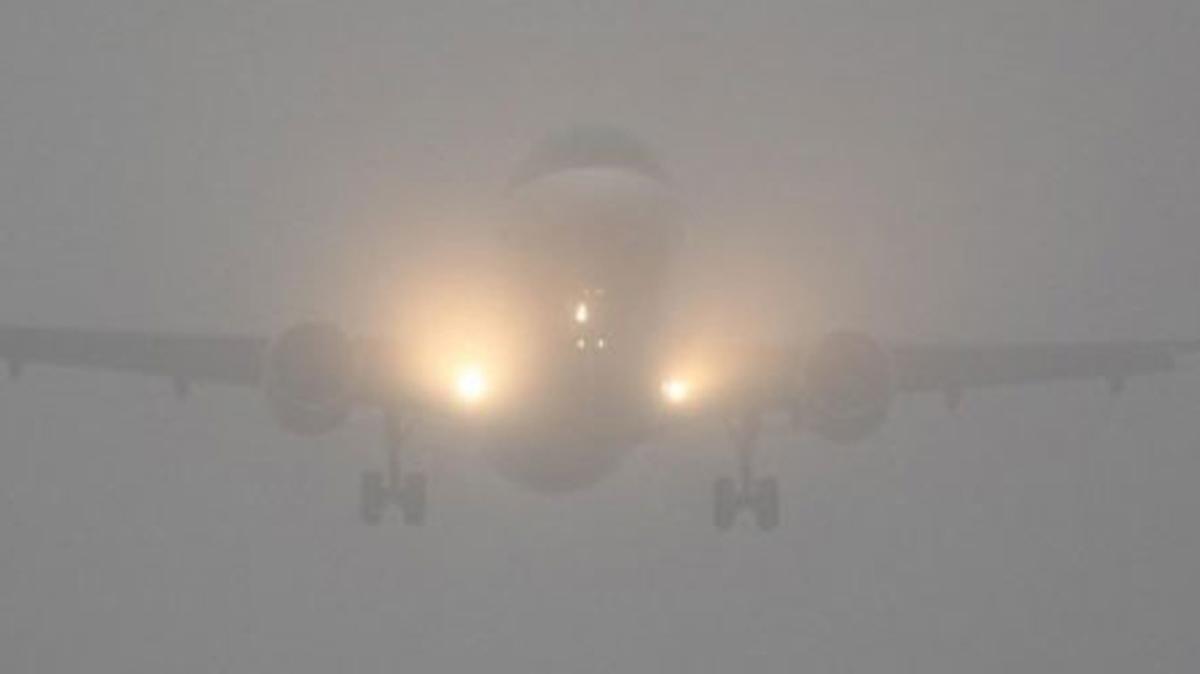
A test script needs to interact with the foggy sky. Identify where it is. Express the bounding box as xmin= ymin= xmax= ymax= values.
xmin=1 ymin=1 xmax=1199 ymax=672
